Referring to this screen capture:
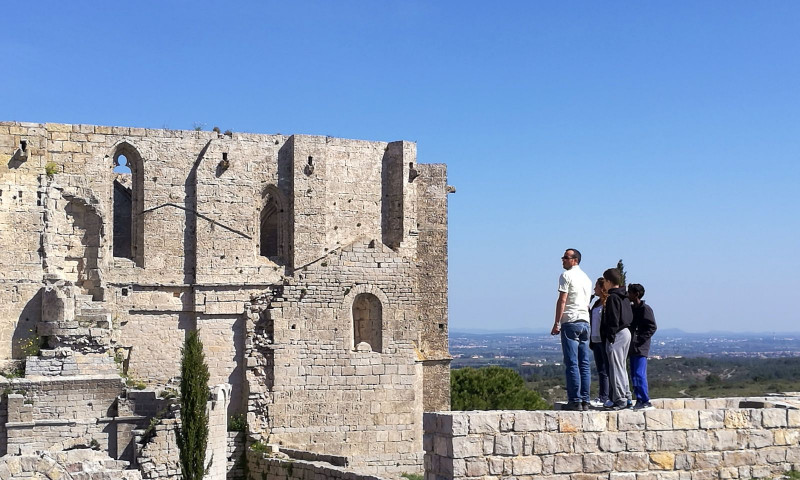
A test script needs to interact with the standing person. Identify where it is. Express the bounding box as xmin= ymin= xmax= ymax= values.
xmin=551 ymin=249 xmax=593 ymax=411
xmin=600 ymin=268 xmax=633 ymax=410
xmin=589 ymin=278 xmax=611 ymax=408
xmin=628 ymin=283 xmax=657 ymax=410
